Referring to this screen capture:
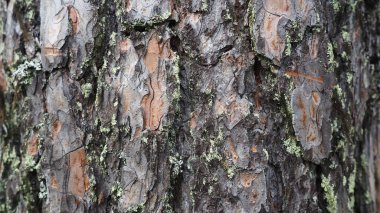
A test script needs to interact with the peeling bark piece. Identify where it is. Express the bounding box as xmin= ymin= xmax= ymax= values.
xmin=46 ymin=74 xmax=70 ymax=113
xmin=113 ymin=38 xmax=144 ymax=138
xmin=250 ymin=0 xmax=319 ymax=64
xmin=124 ymin=0 xmax=172 ymax=25
xmin=215 ymin=95 xmax=250 ymax=130
xmin=291 ymin=85 xmax=322 ymax=149
xmin=213 ymin=53 xmax=250 ymax=130
xmin=238 ymin=172 xmax=268 ymax=212
xmin=178 ymin=1 xmax=235 ymax=65
xmin=291 ymin=82 xmax=332 ymax=163
xmin=119 ymin=141 xmax=158 ymax=209
xmin=40 ymin=0 xmax=95 ymax=70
